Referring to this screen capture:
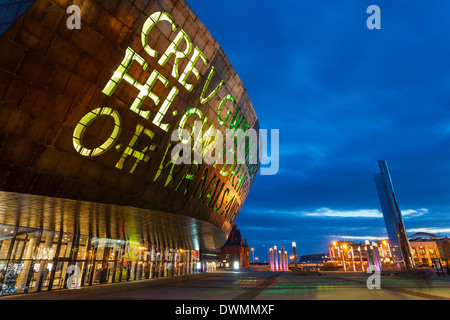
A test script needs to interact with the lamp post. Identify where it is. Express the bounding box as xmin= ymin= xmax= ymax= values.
xmin=350 ymin=247 xmax=356 ymax=271
xmin=358 ymin=246 xmax=364 ymax=272
xmin=269 ymin=248 xmax=272 ymax=271
xmin=251 ymin=247 xmax=254 ymax=265
xmin=341 ymin=245 xmax=347 ymax=272
xmin=292 ymin=242 xmax=298 ymax=273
